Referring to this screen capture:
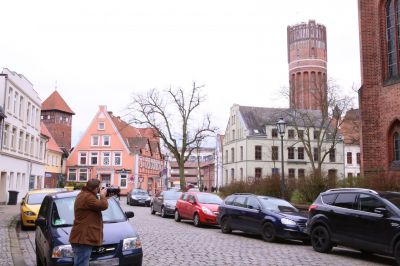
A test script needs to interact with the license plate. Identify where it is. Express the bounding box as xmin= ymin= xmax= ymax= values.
xmin=90 ymin=258 xmax=119 ymax=266
xmin=139 ymin=200 xmax=144 ymax=203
